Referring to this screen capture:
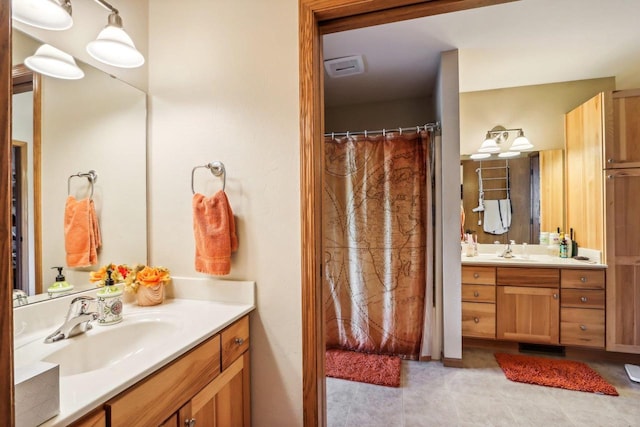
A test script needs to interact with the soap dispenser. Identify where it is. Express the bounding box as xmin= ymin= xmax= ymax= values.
xmin=97 ymin=269 xmax=123 ymax=325
xmin=47 ymin=267 xmax=74 ymax=297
